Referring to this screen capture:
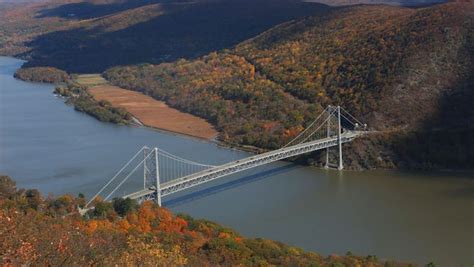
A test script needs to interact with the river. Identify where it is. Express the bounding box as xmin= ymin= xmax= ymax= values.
xmin=0 ymin=56 xmax=472 ymax=266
